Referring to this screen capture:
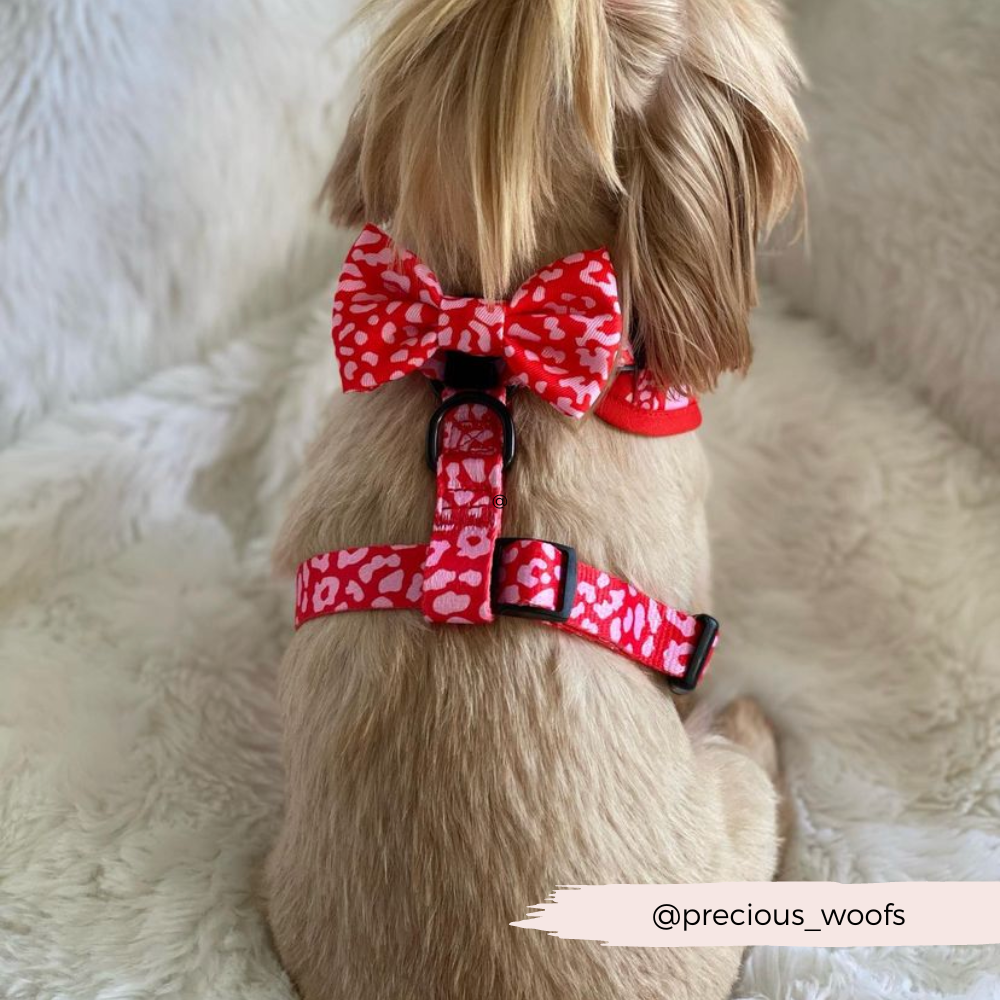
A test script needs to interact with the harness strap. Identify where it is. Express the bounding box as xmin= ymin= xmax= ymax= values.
xmin=295 ymin=541 xmax=719 ymax=691
xmin=421 ymin=387 xmax=508 ymax=624
xmin=299 ymin=224 xmax=720 ymax=692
